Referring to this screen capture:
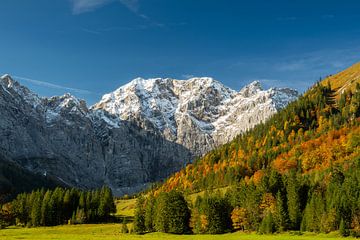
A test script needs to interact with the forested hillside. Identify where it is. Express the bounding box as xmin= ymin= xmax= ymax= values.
xmin=134 ymin=63 xmax=360 ymax=236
